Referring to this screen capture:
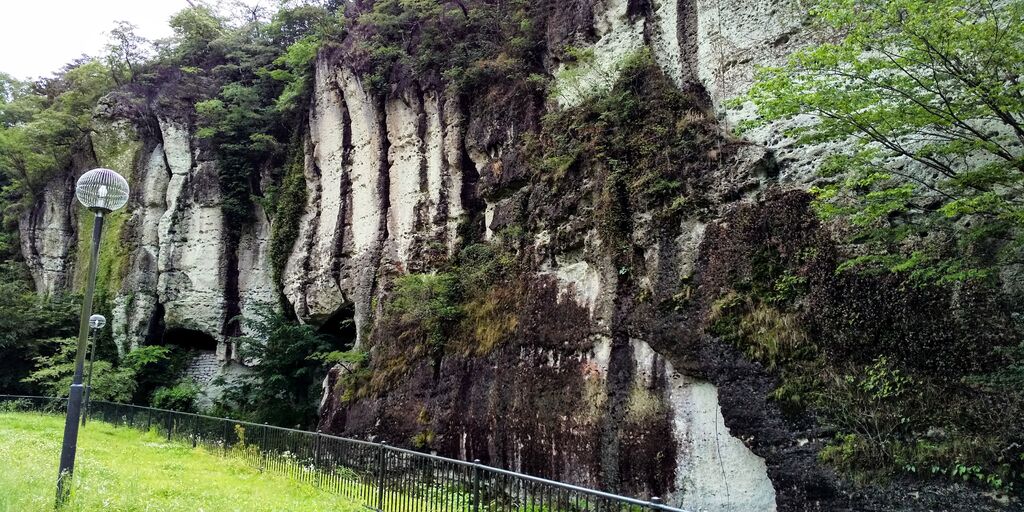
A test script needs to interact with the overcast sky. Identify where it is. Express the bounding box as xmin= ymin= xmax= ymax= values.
xmin=0 ymin=1 xmax=193 ymax=80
